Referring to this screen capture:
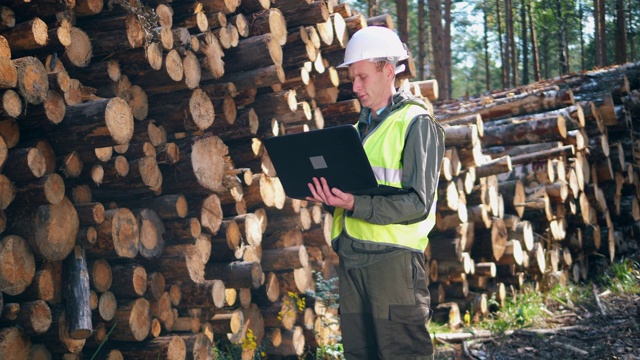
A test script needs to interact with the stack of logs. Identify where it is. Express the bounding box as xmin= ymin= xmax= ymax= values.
xmin=419 ymin=64 xmax=640 ymax=327
xmin=0 ymin=0 xmax=639 ymax=358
